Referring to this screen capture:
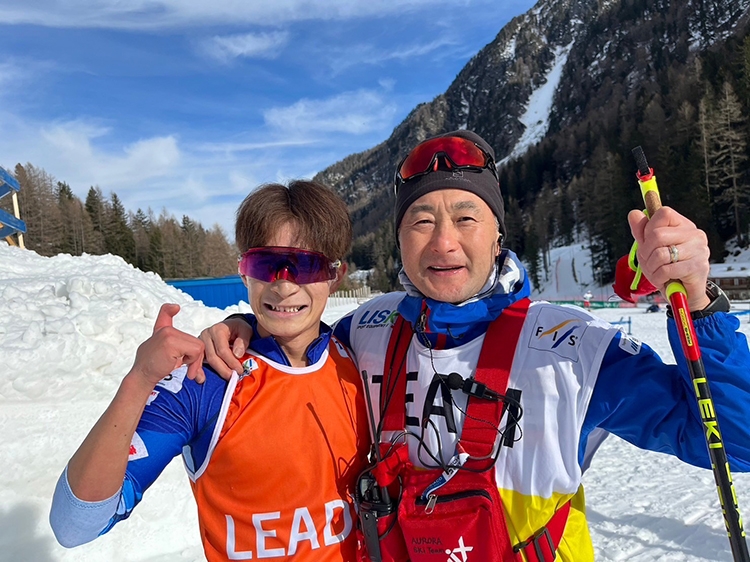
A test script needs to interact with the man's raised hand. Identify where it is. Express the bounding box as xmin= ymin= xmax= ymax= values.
xmin=628 ymin=207 xmax=711 ymax=312
xmin=131 ymin=303 xmax=206 ymax=388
